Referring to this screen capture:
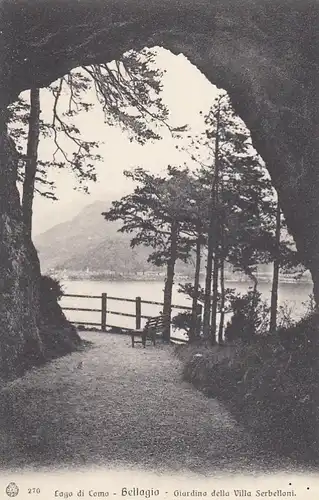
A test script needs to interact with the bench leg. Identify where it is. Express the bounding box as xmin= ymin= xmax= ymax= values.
xmin=152 ymin=333 xmax=156 ymax=346
xmin=142 ymin=332 xmax=146 ymax=348
xmin=131 ymin=334 xmax=135 ymax=348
